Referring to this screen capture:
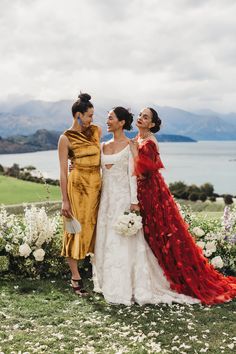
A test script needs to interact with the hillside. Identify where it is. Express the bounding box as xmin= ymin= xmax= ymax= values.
xmin=0 ymin=129 xmax=61 ymax=154
xmin=155 ymin=106 xmax=236 ymax=140
xmin=0 ymin=99 xmax=236 ymax=140
xmin=0 ymin=129 xmax=196 ymax=154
